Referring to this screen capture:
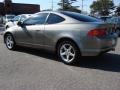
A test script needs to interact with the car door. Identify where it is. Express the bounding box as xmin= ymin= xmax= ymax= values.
xmin=32 ymin=13 xmax=49 ymax=47
xmin=44 ymin=13 xmax=65 ymax=47
xmin=15 ymin=13 xmax=49 ymax=47
xmin=14 ymin=23 xmax=35 ymax=45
